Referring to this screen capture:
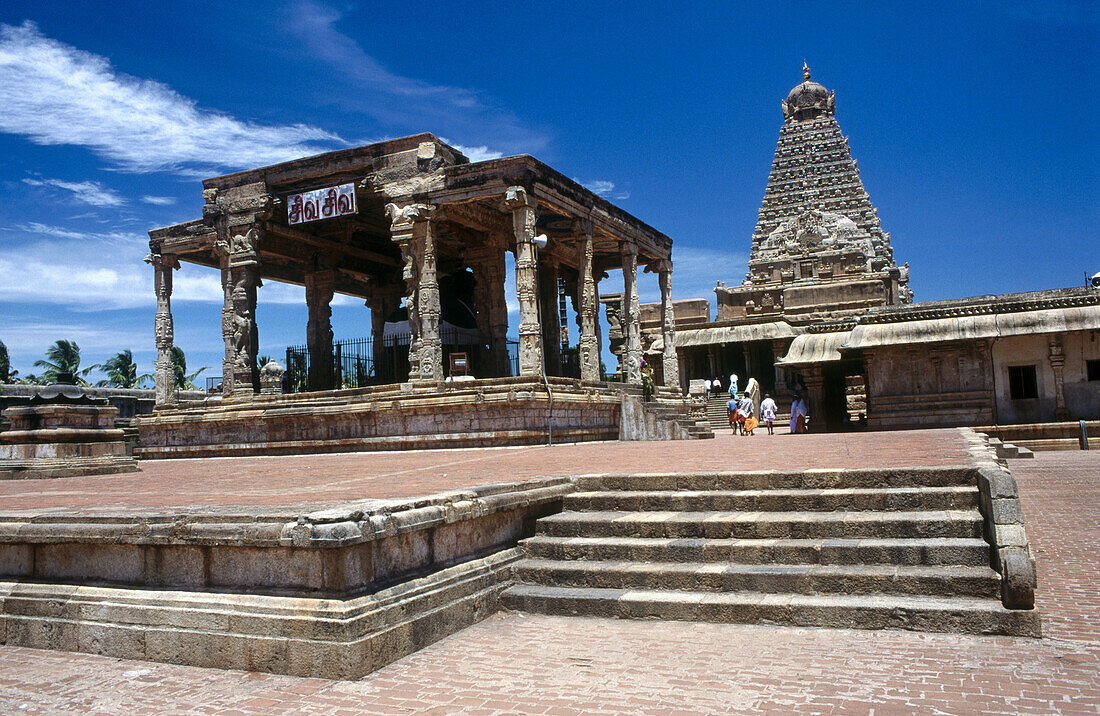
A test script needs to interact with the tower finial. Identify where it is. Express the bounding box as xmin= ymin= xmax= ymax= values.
xmin=802 ymin=61 xmax=811 ymax=81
